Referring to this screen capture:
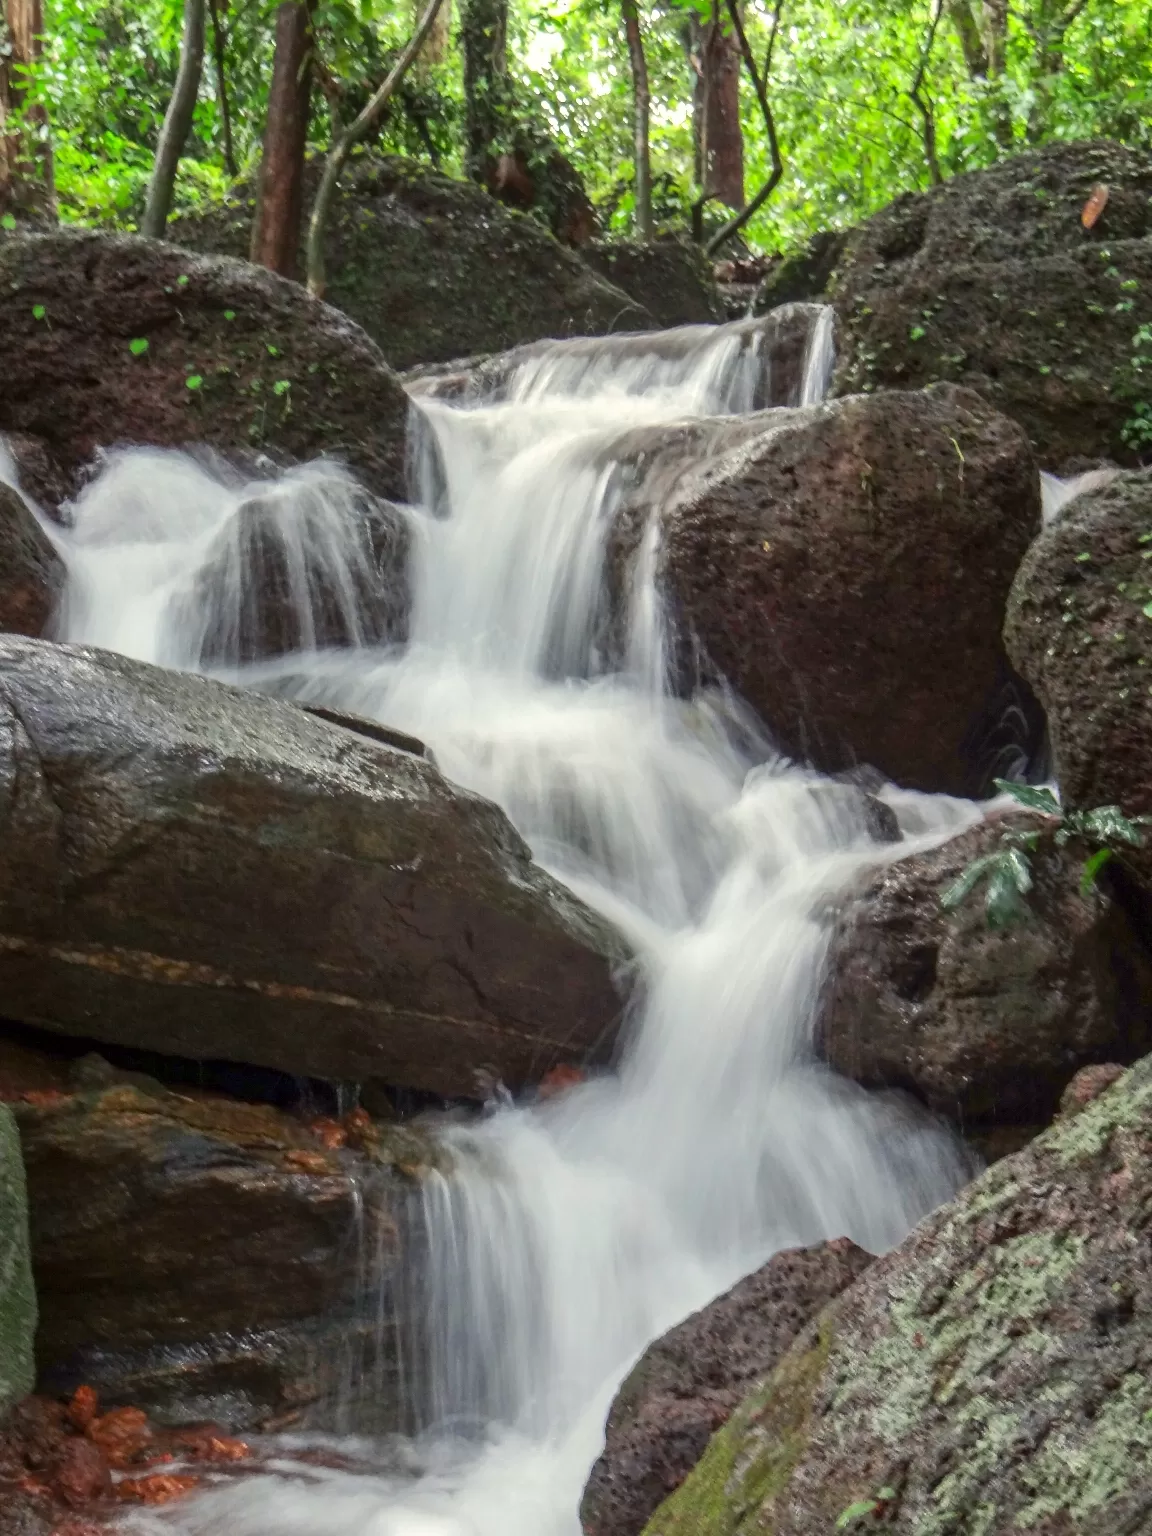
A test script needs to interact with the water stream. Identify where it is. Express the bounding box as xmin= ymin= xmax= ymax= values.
xmin=12 ymin=314 xmax=982 ymax=1535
